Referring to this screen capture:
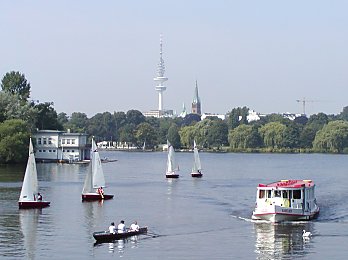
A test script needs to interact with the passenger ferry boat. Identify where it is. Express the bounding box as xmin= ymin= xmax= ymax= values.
xmin=252 ymin=180 xmax=319 ymax=222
